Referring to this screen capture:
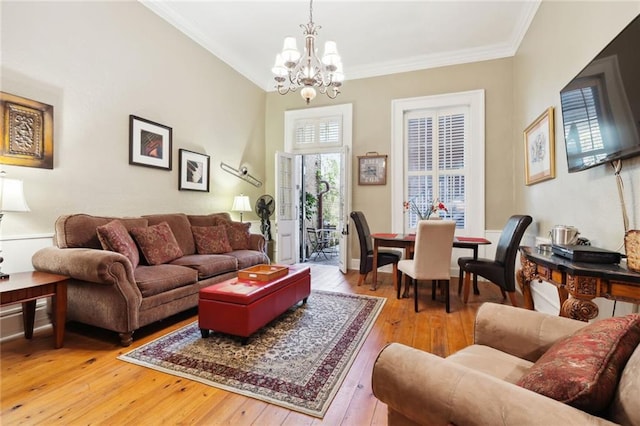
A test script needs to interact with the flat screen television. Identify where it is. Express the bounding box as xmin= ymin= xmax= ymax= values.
xmin=560 ymin=14 xmax=640 ymax=173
